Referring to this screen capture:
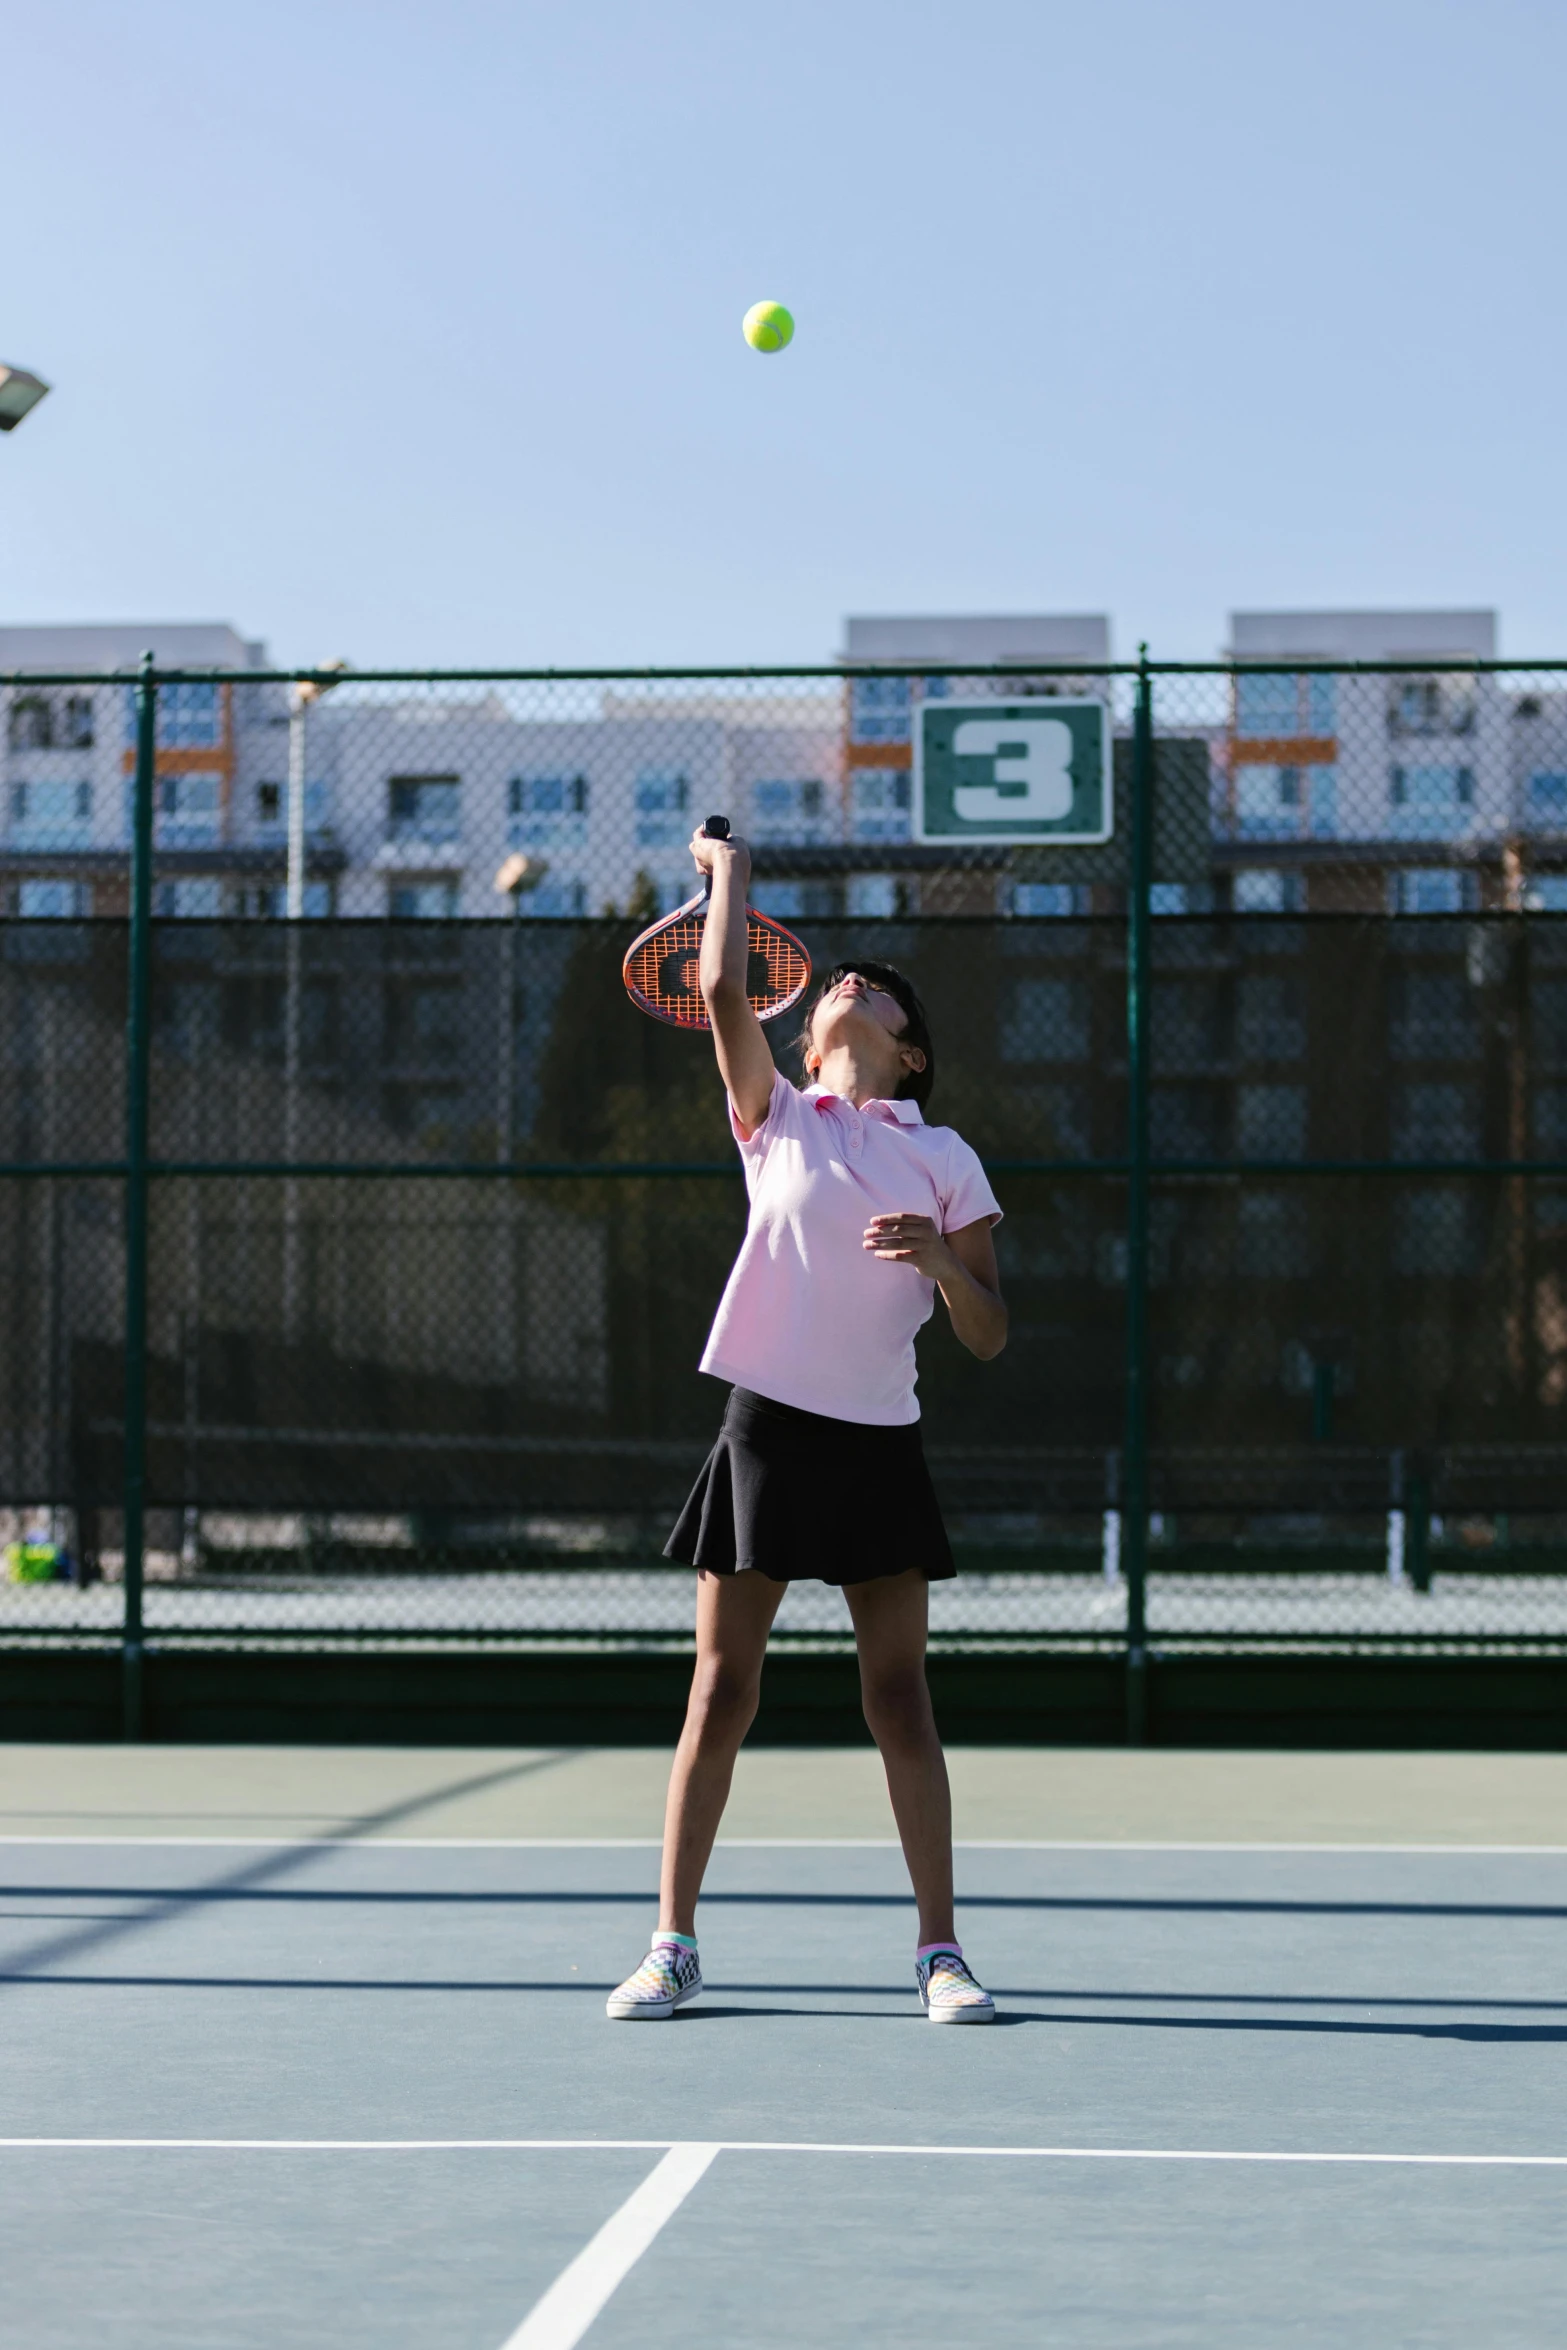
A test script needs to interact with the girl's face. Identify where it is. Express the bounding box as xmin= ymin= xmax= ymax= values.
xmin=805 ymin=971 xmax=925 ymax=1090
